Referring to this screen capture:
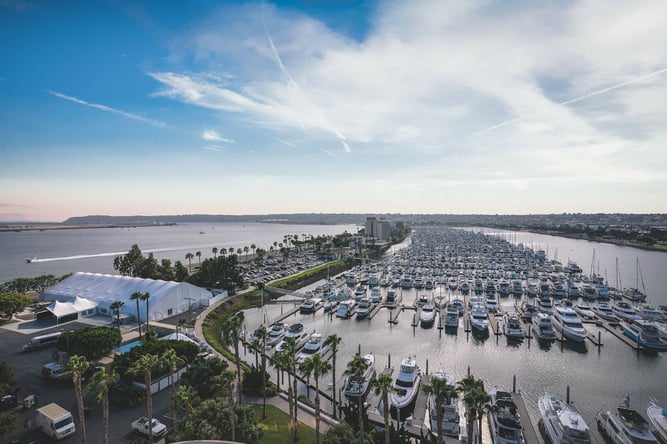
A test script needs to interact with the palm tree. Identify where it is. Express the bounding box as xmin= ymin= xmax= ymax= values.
xmin=85 ymin=367 xmax=119 ymax=444
xmin=195 ymin=251 xmax=202 ymax=267
xmin=253 ymin=325 xmax=269 ymax=418
xmin=129 ymin=291 xmax=143 ymax=342
xmin=243 ymin=246 xmax=249 ymax=261
xmin=185 ymin=252 xmax=194 ymax=272
xmin=221 ymin=314 xmax=244 ymax=403
xmin=300 ymin=354 xmax=331 ymax=444
xmin=214 ymin=369 xmax=238 ymax=442
xmin=457 ymin=375 xmax=485 ymax=444
xmin=250 ymin=243 xmax=256 ymax=258
xmin=176 ymin=384 xmax=197 ymax=423
xmin=273 ymin=336 xmax=299 ymax=443
xmin=65 ymin=355 xmax=89 ymax=444
xmin=109 ymin=300 xmax=124 ymax=332
xmin=236 ymin=247 xmax=242 ymax=256
xmin=140 ymin=291 xmax=151 ymax=337
xmin=472 ymin=389 xmax=493 ymax=444
xmin=324 ymin=334 xmax=343 ymax=419
xmin=422 ymin=375 xmax=458 ymax=444
xmin=247 ymin=336 xmax=262 ymax=370
xmin=212 ymin=247 xmax=218 ymax=258
xmin=221 ymin=248 xmax=227 ymax=257
xmin=129 ymin=353 xmax=160 ymax=443
xmin=344 ymin=354 xmax=370 ymax=435
xmin=161 ymin=349 xmax=185 ymax=434
xmin=371 ymin=372 xmax=394 ymax=444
